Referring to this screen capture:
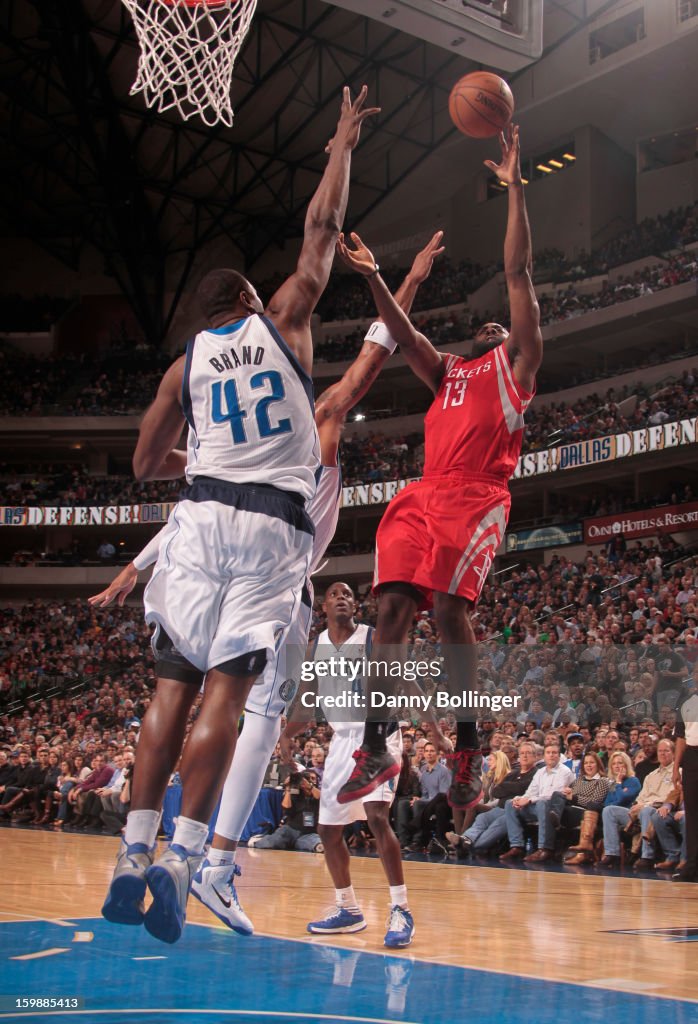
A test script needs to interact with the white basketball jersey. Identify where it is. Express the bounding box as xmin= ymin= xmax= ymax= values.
xmin=183 ymin=315 xmax=320 ymax=500
xmin=312 ymin=622 xmax=373 ymax=733
xmin=307 ymin=462 xmax=342 ymax=574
